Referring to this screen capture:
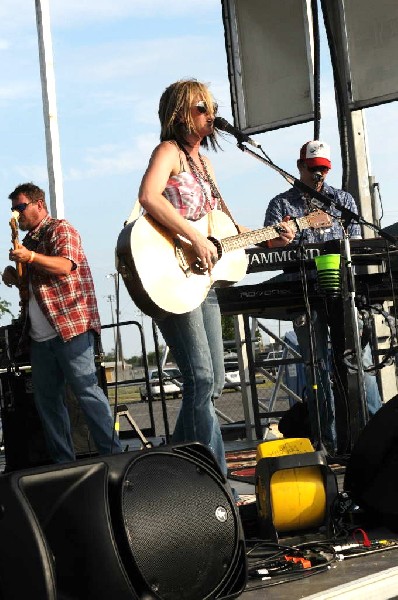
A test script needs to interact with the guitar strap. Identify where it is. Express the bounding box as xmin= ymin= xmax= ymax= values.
xmin=217 ymin=195 xmax=239 ymax=231
xmin=124 ymin=199 xmax=143 ymax=226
